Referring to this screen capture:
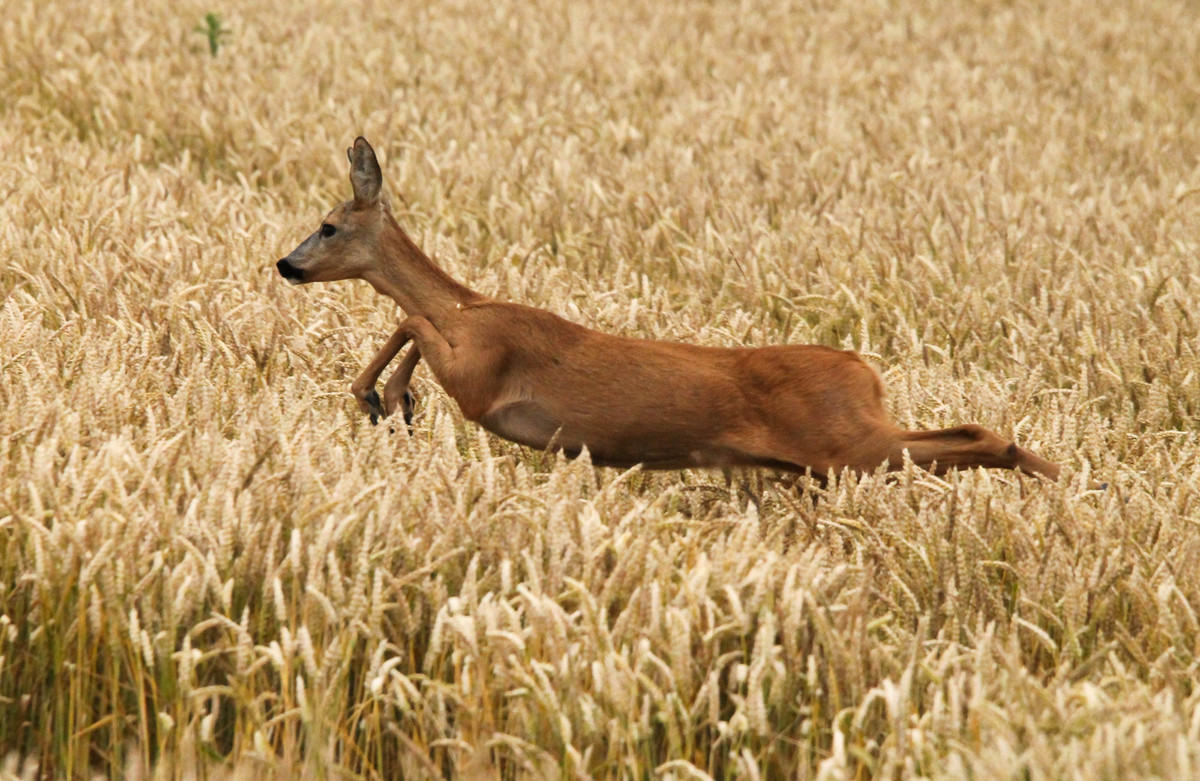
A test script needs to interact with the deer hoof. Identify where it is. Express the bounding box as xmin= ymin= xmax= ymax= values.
xmin=383 ymin=388 xmax=416 ymax=434
xmin=363 ymin=389 xmax=385 ymax=425
xmin=402 ymin=390 xmax=416 ymax=429
xmin=389 ymin=391 xmax=416 ymax=436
